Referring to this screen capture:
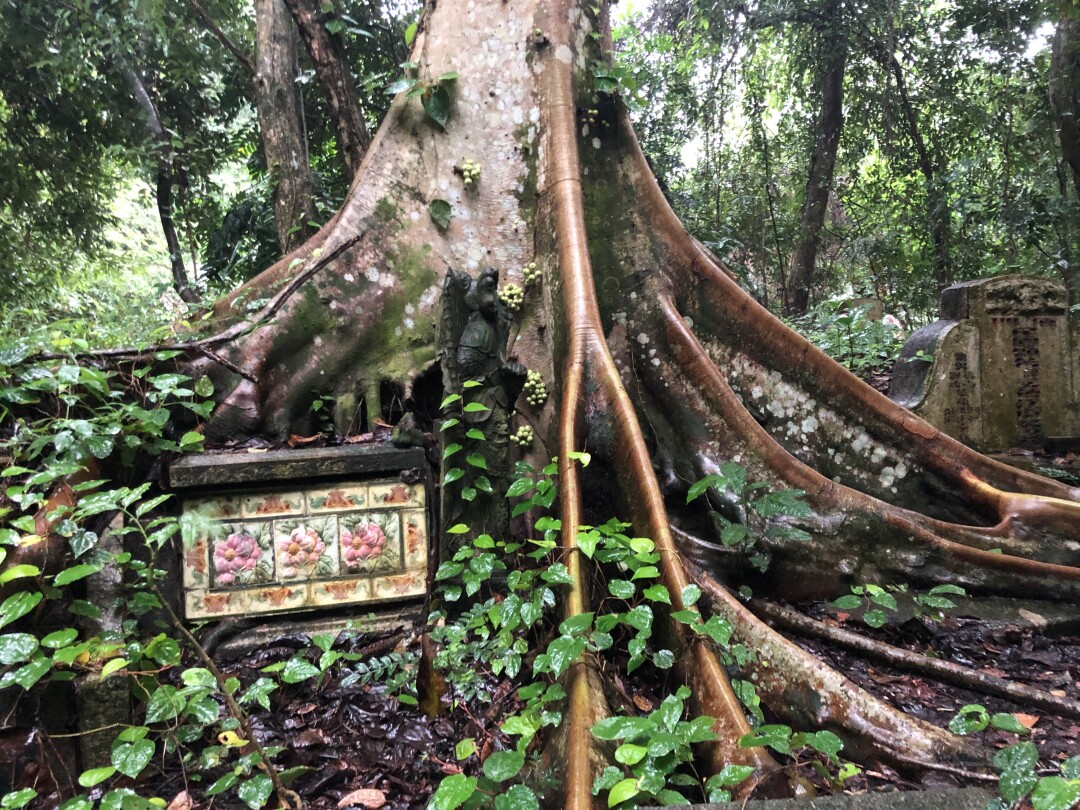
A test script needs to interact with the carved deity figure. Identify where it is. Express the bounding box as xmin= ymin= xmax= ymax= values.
xmin=438 ymin=267 xmax=526 ymax=543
